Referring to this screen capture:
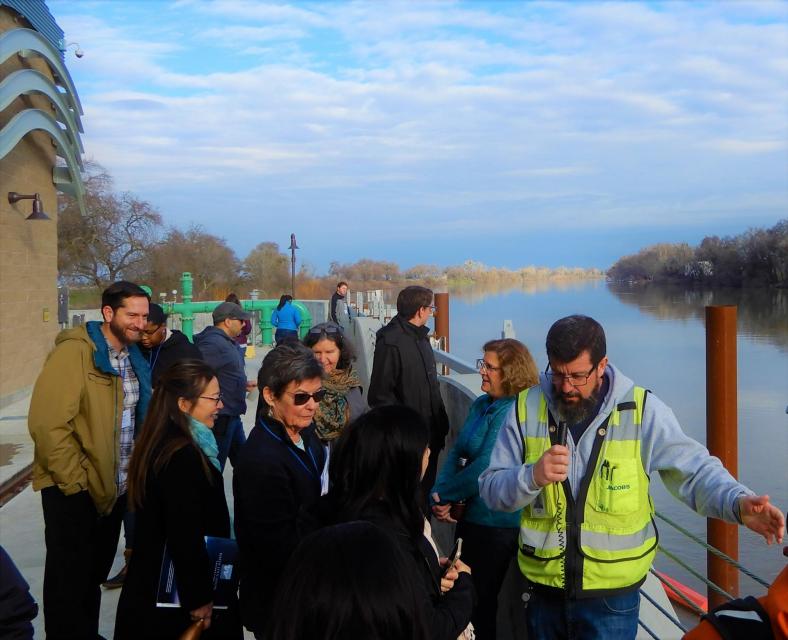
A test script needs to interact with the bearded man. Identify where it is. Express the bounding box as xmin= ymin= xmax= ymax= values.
xmin=29 ymin=280 xmax=152 ymax=640
xmin=480 ymin=314 xmax=784 ymax=640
